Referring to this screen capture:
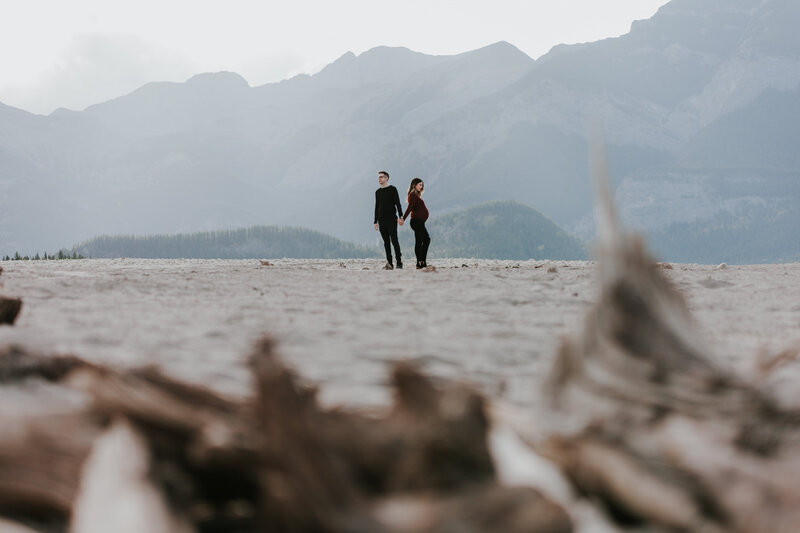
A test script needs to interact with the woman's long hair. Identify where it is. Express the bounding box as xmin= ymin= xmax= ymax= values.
xmin=406 ymin=177 xmax=424 ymax=202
